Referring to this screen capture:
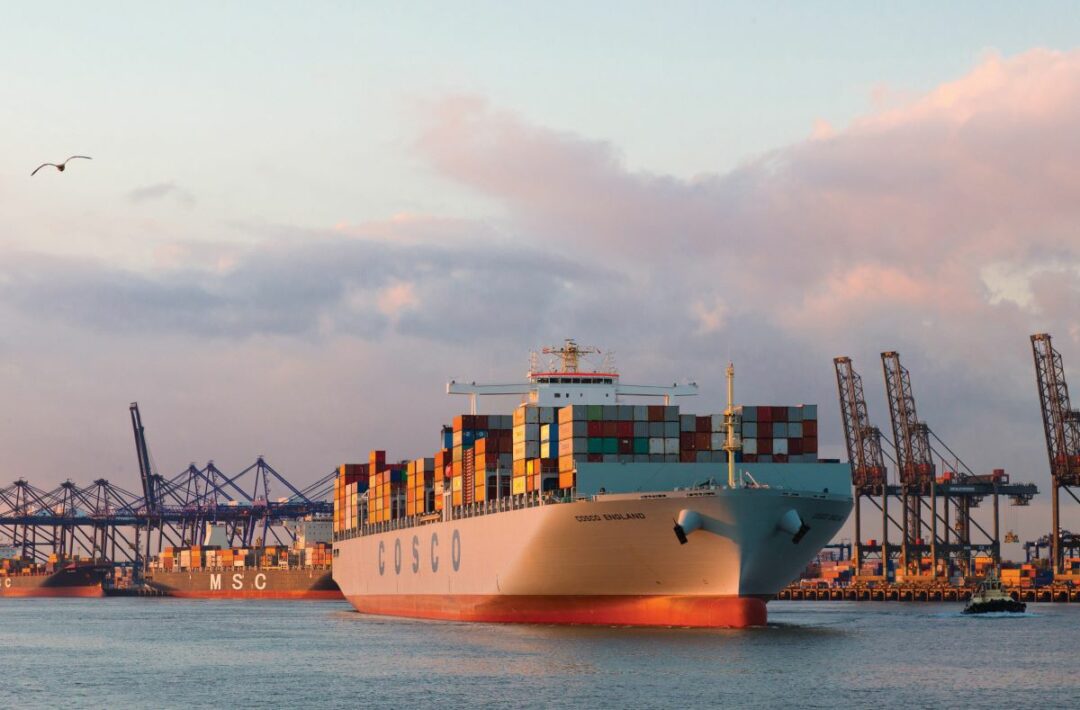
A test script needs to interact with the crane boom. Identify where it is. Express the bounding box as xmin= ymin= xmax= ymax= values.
xmin=1032 ymin=334 xmax=1080 ymax=486
xmin=130 ymin=402 xmax=158 ymax=514
xmin=834 ymin=357 xmax=887 ymax=490
xmin=881 ymin=352 xmax=934 ymax=489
